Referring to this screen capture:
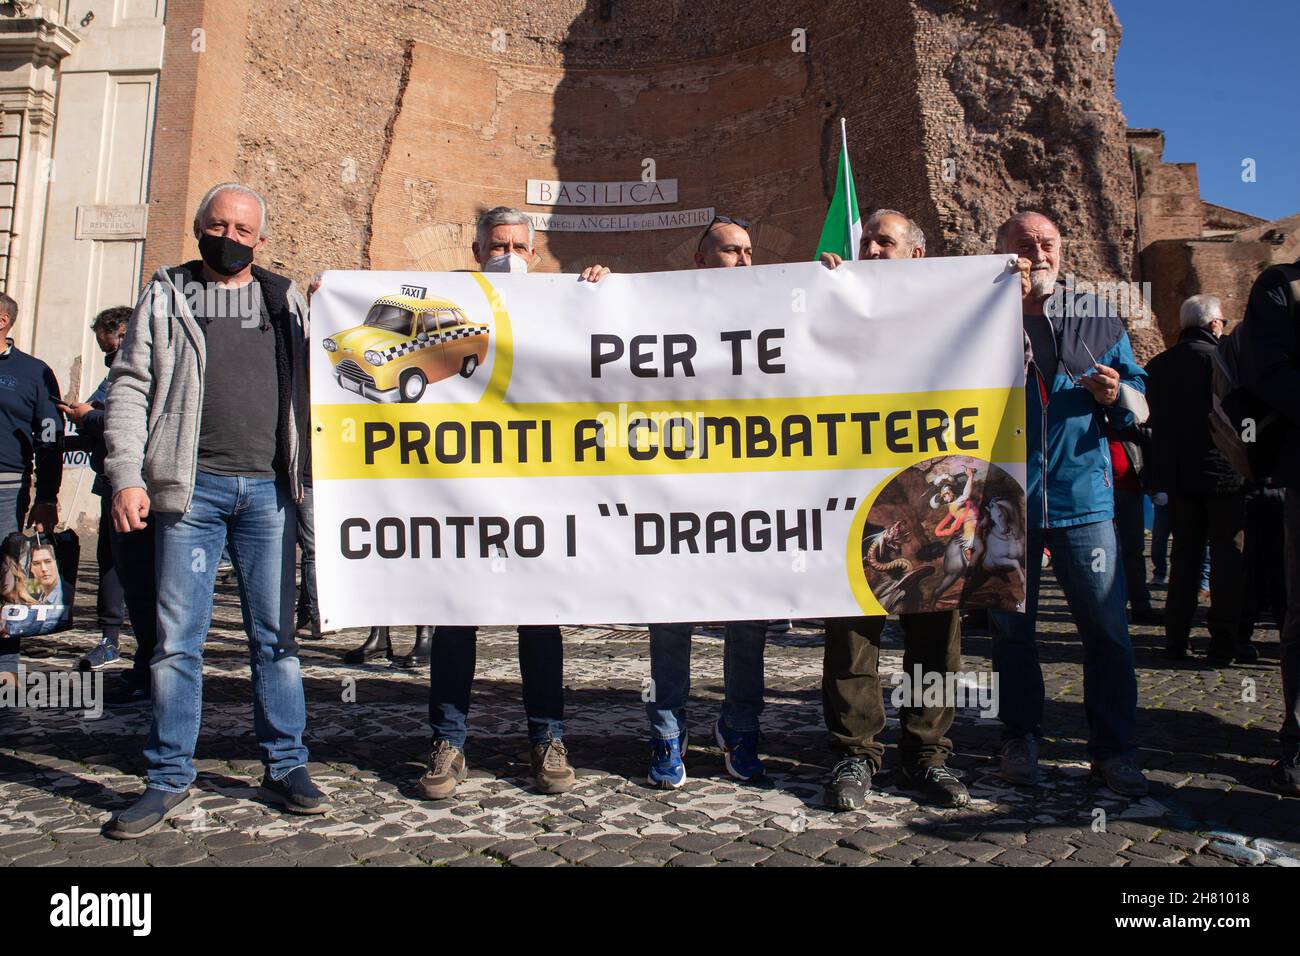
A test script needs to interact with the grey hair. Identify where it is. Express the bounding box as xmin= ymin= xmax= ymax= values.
xmin=866 ymin=209 xmax=925 ymax=255
xmin=1179 ymin=293 xmax=1223 ymax=330
xmin=0 ymin=292 xmax=16 ymax=326
xmin=193 ymin=182 xmax=269 ymax=237
xmin=995 ymin=211 xmax=1058 ymax=252
xmin=475 ymin=206 xmax=535 ymax=254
